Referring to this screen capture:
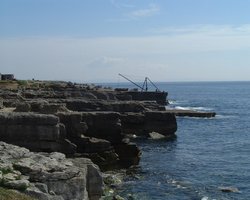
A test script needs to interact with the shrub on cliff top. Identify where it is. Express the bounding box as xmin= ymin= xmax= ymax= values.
xmin=17 ymin=80 xmax=28 ymax=86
